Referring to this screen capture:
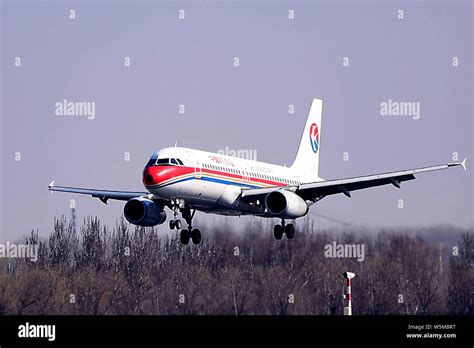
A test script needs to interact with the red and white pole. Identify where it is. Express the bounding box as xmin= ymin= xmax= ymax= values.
xmin=342 ymin=272 xmax=355 ymax=315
